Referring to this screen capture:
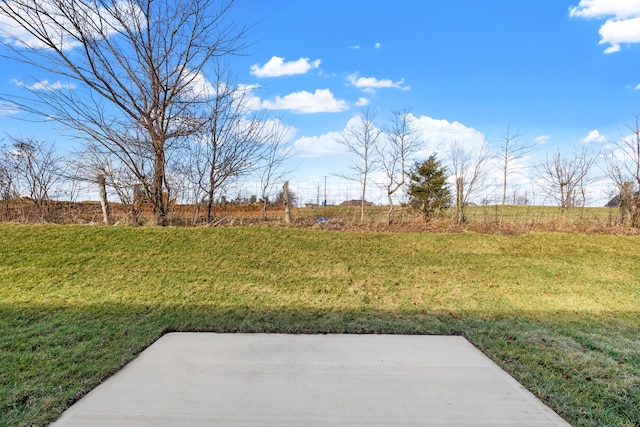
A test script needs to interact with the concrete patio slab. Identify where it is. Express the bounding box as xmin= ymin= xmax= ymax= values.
xmin=52 ymin=333 xmax=571 ymax=426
